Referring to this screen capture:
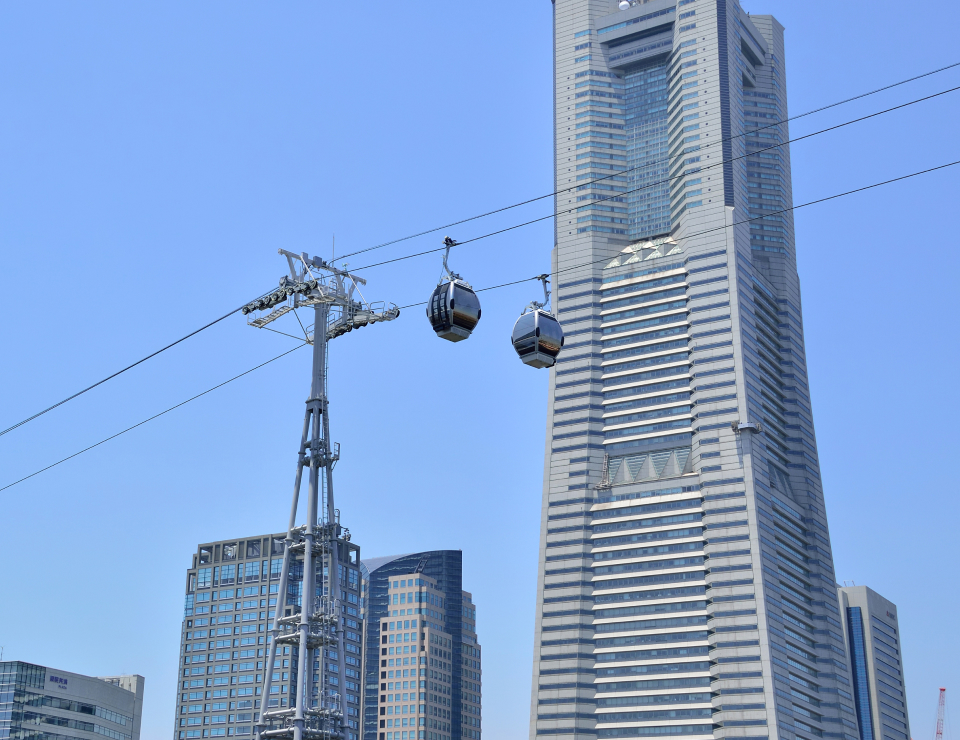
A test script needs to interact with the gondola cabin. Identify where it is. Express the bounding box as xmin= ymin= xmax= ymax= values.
xmin=511 ymin=309 xmax=564 ymax=368
xmin=426 ymin=279 xmax=481 ymax=342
